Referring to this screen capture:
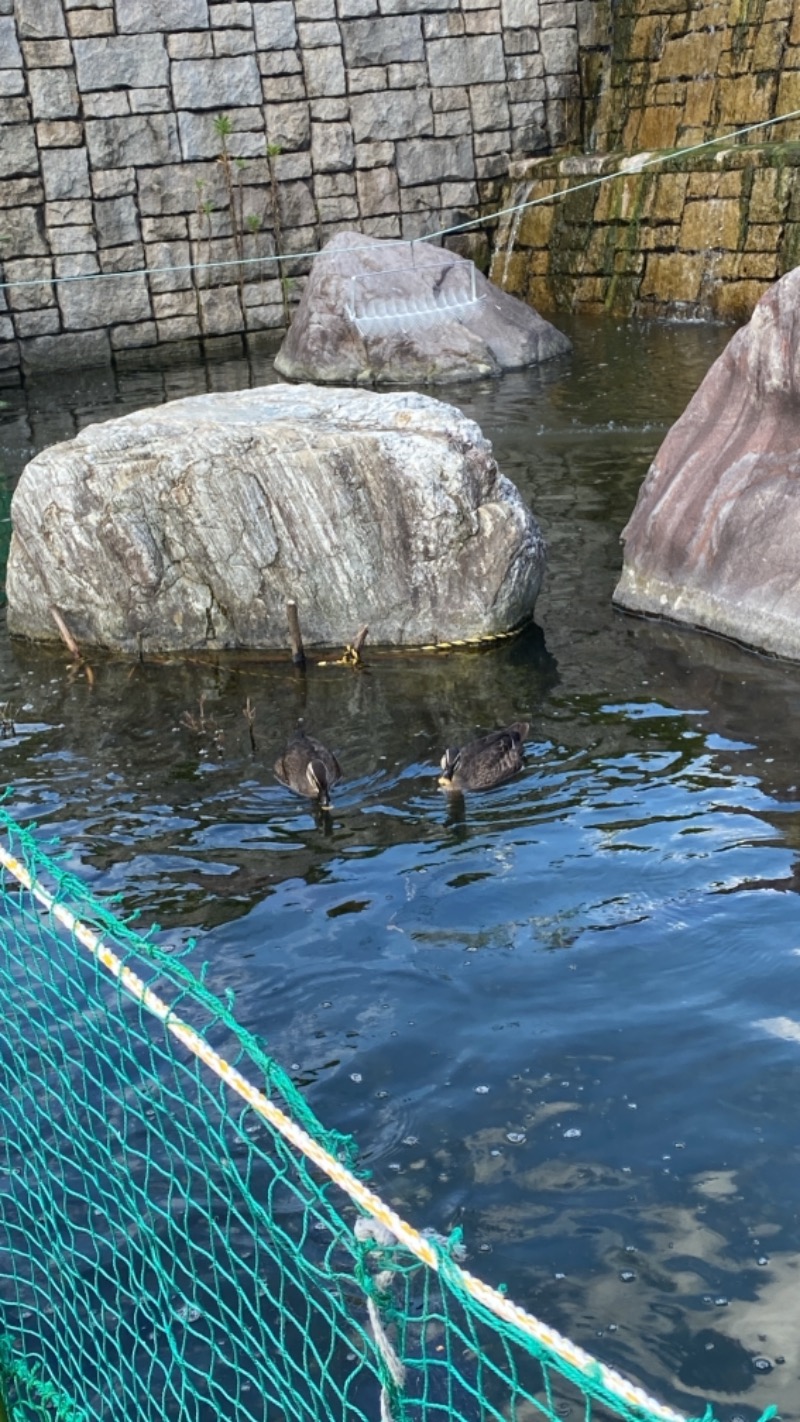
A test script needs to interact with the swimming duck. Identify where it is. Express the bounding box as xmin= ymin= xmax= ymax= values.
xmin=274 ymin=730 xmax=342 ymax=810
xmin=438 ymin=721 xmax=530 ymax=792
